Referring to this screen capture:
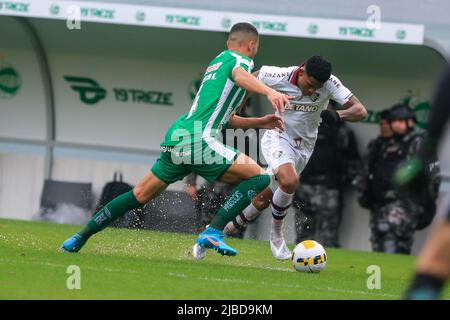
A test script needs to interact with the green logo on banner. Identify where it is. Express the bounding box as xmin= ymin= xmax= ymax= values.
xmin=0 ymin=2 xmax=29 ymax=12
xmin=64 ymin=75 xmax=174 ymax=106
xmin=50 ymin=4 xmax=60 ymax=15
xmin=80 ymin=7 xmax=115 ymax=19
xmin=64 ymin=76 xmax=107 ymax=105
xmin=308 ymin=23 xmax=318 ymax=35
xmin=221 ymin=18 xmax=232 ymax=30
xmin=135 ymin=10 xmax=145 ymax=22
xmin=166 ymin=14 xmax=201 ymax=26
xmin=252 ymin=20 xmax=287 ymax=32
xmin=0 ymin=62 xmax=22 ymax=99
xmin=396 ymin=29 xmax=406 ymax=40
xmin=339 ymin=26 xmax=375 ymax=38
xmin=113 ymin=89 xmax=173 ymax=106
